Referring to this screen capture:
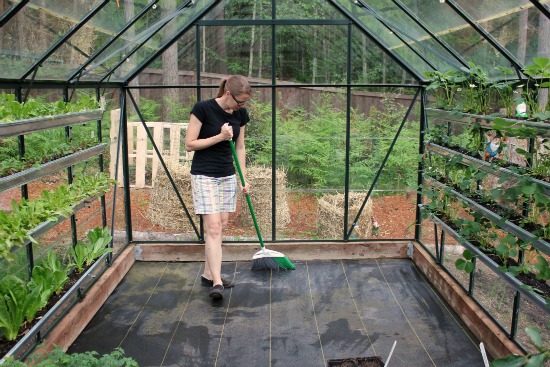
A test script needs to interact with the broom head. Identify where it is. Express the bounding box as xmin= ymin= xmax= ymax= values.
xmin=251 ymin=248 xmax=296 ymax=270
